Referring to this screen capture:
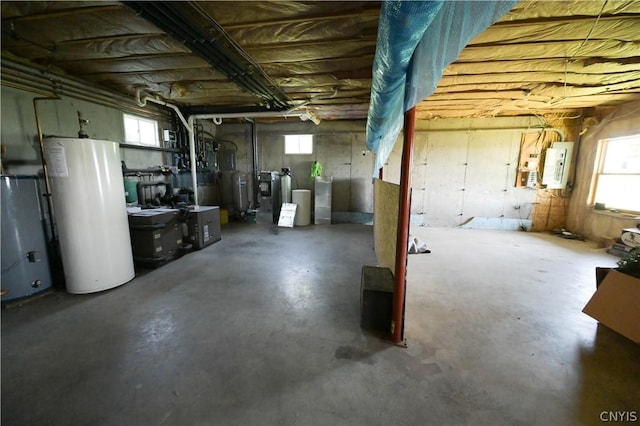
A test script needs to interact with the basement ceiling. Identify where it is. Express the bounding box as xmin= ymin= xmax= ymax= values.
xmin=2 ymin=1 xmax=640 ymax=121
